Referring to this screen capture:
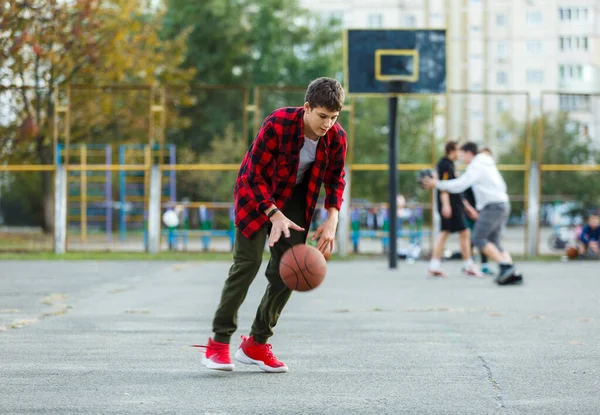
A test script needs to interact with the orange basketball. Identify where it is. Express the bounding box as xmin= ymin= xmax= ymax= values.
xmin=279 ymin=244 xmax=327 ymax=292
xmin=566 ymin=246 xmax=579 ymax=259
